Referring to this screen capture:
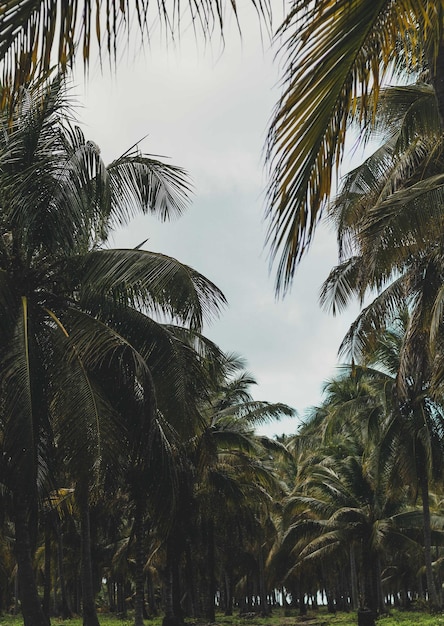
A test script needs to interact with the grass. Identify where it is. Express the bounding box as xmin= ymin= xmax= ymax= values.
xmin=1 ymin=607 xmax=444 ymax=626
